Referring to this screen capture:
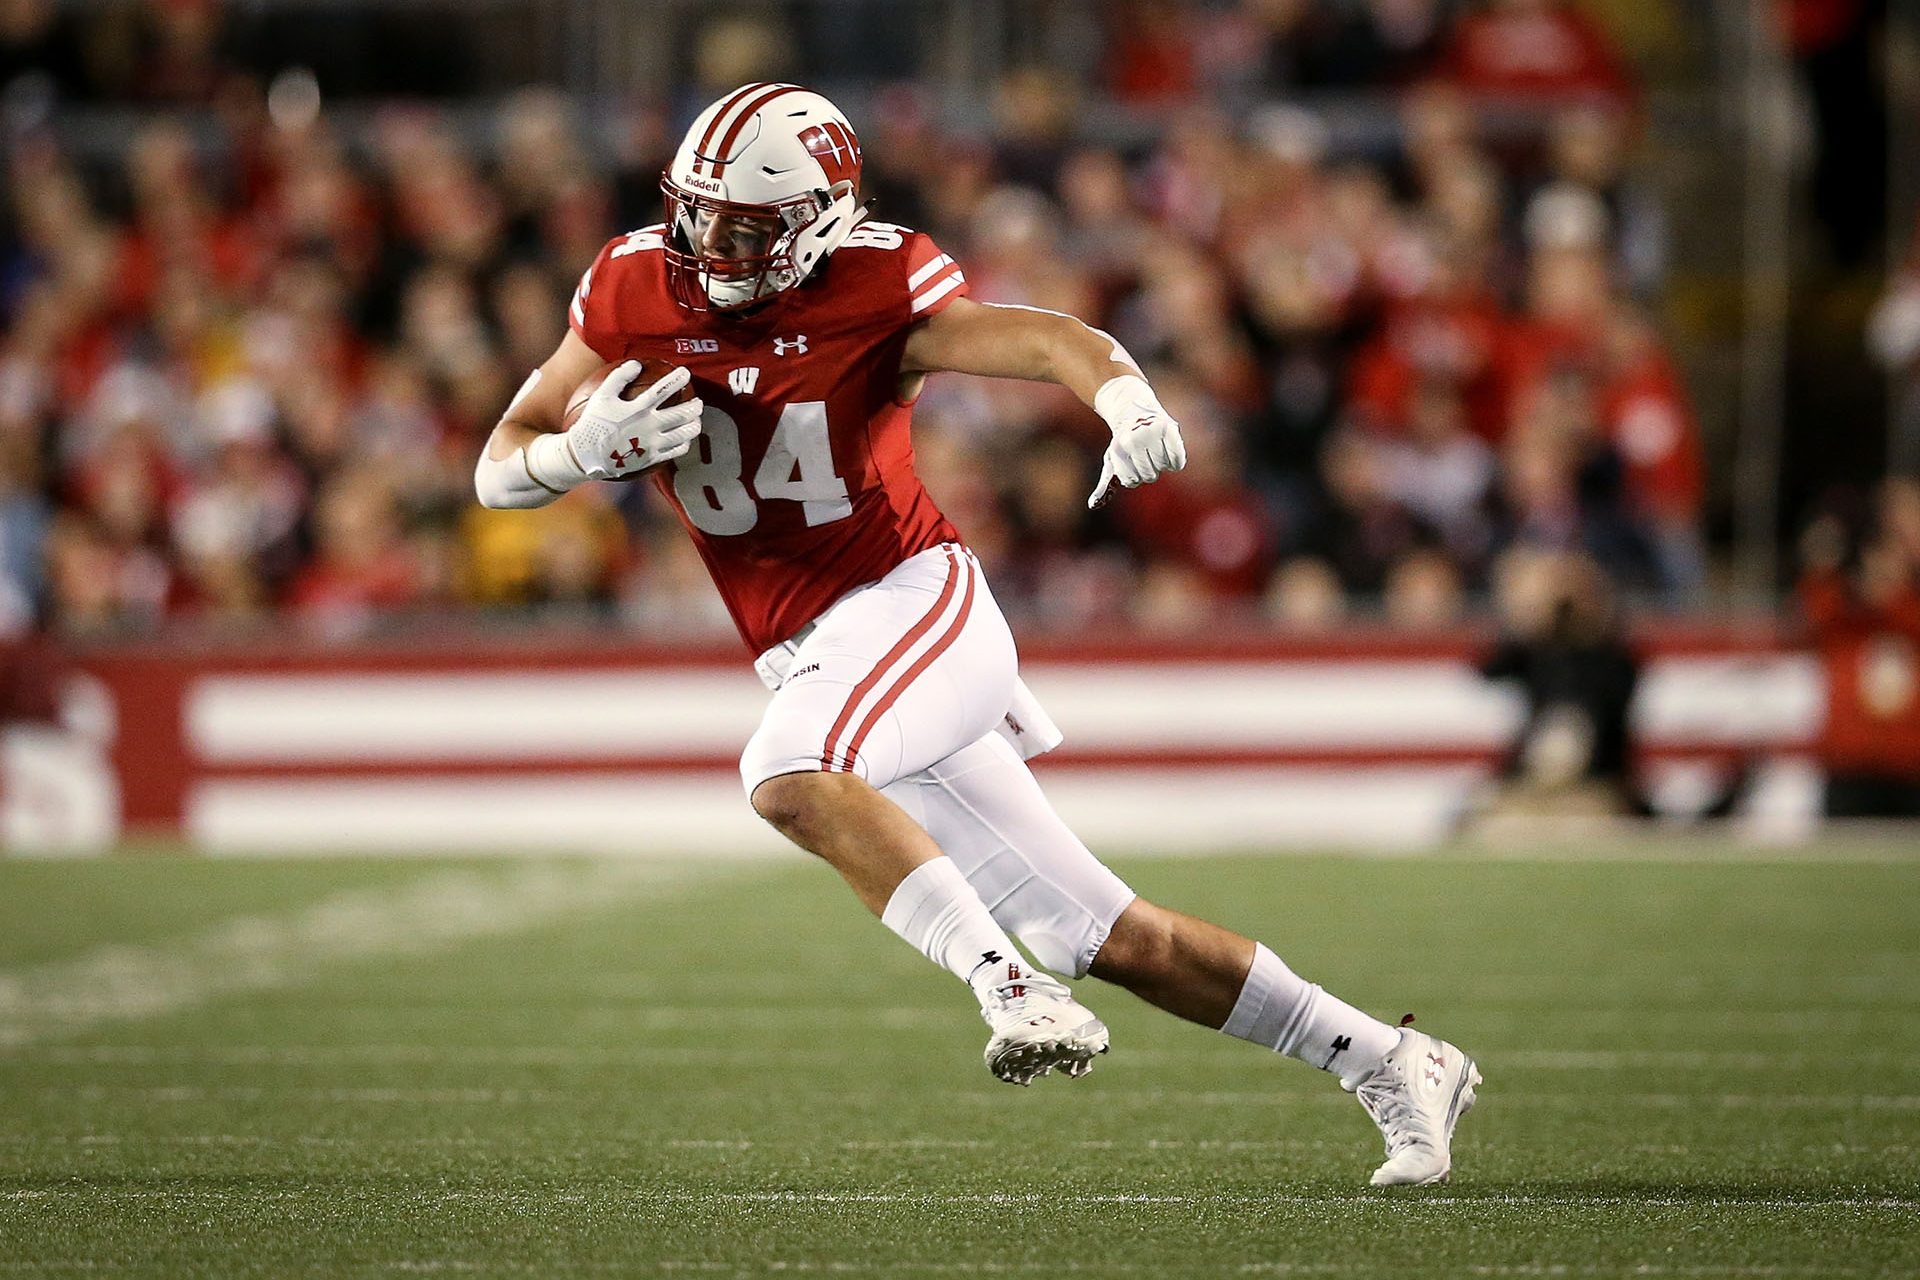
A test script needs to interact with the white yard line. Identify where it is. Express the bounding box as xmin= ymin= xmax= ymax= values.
xmin=6 ymin=1185 xmax=1916 ymax=1213
xmin=9 ymin=1044 xmax=1920 ymax=1072
xmin=0 ymin=1266 xmax=1908 ymax=1279
xmin=4 ymin=1132 xmax=1905 ymax=1158
xmin=990 ymin=1091 xmax=1920 ymax=1111
xmin=0 ymin=861 xmax=741 ymax=1048
xmin=17 ymin=1084 xmax=1920 ymax=1113
xmin=154 ymin=836 xmax=1920 ymax=864
xmin=10 ymin=1003 xmax=1910 ymax=1053
xmin=695 ymin=1190 xmax=1917 ymax=1210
